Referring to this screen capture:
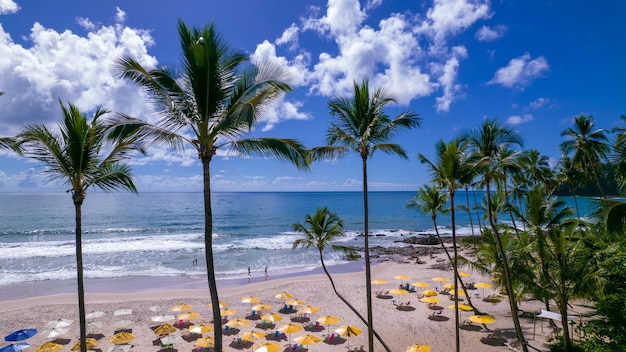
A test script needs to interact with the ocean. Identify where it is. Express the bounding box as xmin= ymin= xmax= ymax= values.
xmin=0 ymin=191 xmax=596 ymax=289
